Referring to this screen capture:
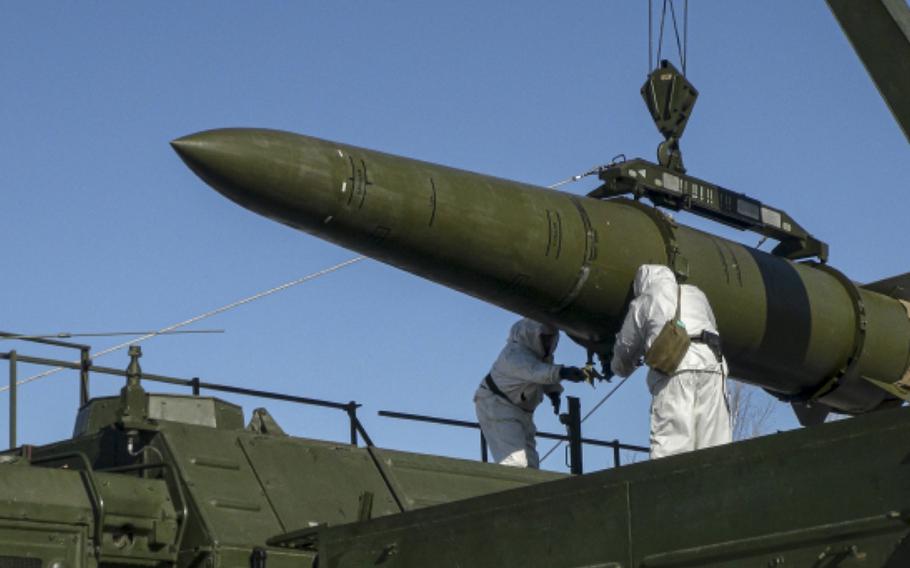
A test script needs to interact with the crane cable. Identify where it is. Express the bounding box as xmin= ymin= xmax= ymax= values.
xmin=540 ymin=3 xmax=690 ymax=466
xmin=650 ymin=0 xmax=689 ymax=74
xmin=0 ymin=256 xmax=366 ymax=393
xmin=538 ymin=374 xmax=632 ymax=465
